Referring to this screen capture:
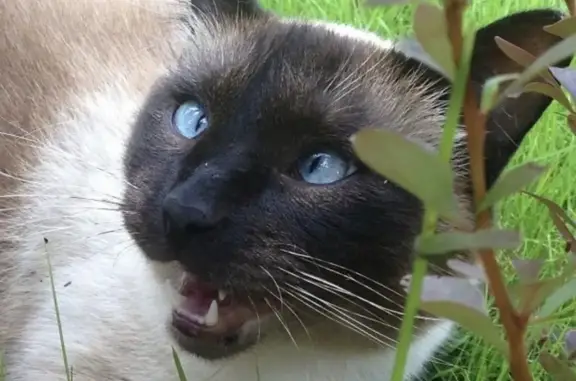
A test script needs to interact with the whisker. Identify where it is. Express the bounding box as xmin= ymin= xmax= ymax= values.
xmin=280 ymin=248 xmax=406 ymax=300
xmin=284 ymin=287 xmax=396 ymax=350
xmin=260 ymin=266 xmax=284 ymax=313
xmin=0 ymin=131 xmax=41 ymax=144
xmin=288 ymin=284 xmax=400 ymax=344
xmin=2 ymin=226 xmax=76 ymax=242
xmin=0 ymin=171 xmax=129 ymax=201
xmin=68 ymin=196 xmax=129 ymax=208
xmin=0 ymin=206 xmax=130 ymax=214
xmin=0 ymin=143 xmax=139 ymax=191
xmin=285 ymin=269 xmax=393 ymax=322
xmin=262 ymin=285 xmax=312 ymax=342
xmin=264 ymin=297 xmax=299 ymax=350
xmin=59 ymin=228 xmax=130 ymax=248
xmin=278 ymin=267 xmax=403 ymax=318
xmin=292 ymin=267 xmax=442 ymax=323
xmin=0 ymin=193 xmax=125 ymax=206
xmin=112 ymin=240 xmax=141 ymax=265
xmin=2 ymin=211 xmax=123 ymax=228
xmin=247 ymin=295 xmax=262 ymax=344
